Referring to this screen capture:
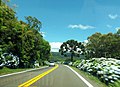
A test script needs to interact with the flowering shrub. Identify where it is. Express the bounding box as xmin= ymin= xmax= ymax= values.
xmin=73 ymin=58 xmax=120 ymax=84
xmin=72 ymin=60 xmax=81 ymax=67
